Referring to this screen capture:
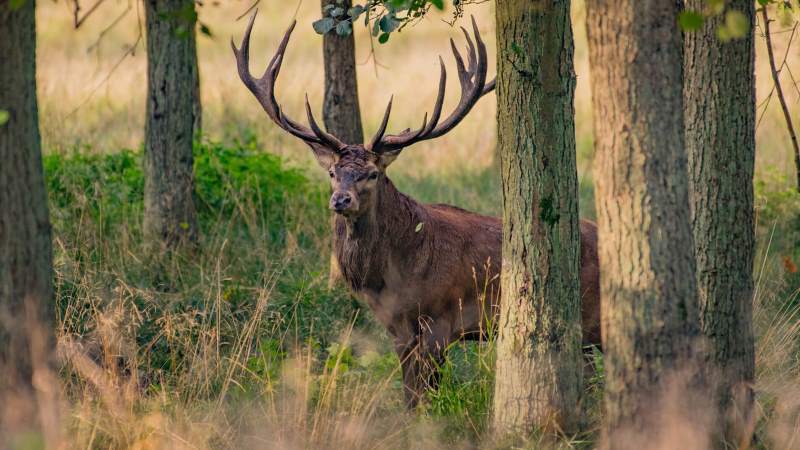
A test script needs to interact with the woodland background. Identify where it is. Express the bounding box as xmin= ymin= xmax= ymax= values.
xmin=3 ymin=0 xmax=800 ymax=448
